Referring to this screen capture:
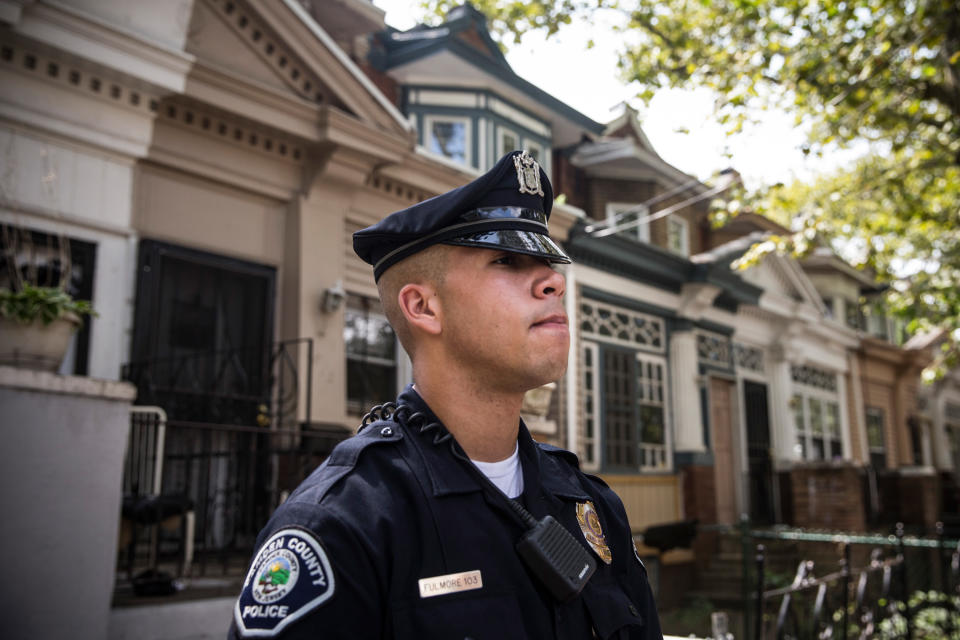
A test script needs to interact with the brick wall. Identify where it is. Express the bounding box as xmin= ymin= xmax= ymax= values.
xmin=585 ymin=178 xmax=710 ymax=255
xmin=894 ymin=473 xmax=941 ymax=528
xmin=783 ymin=464 xmax=868 ymax=531
xmin=552 ymin=152 xmax=587 ymax=211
